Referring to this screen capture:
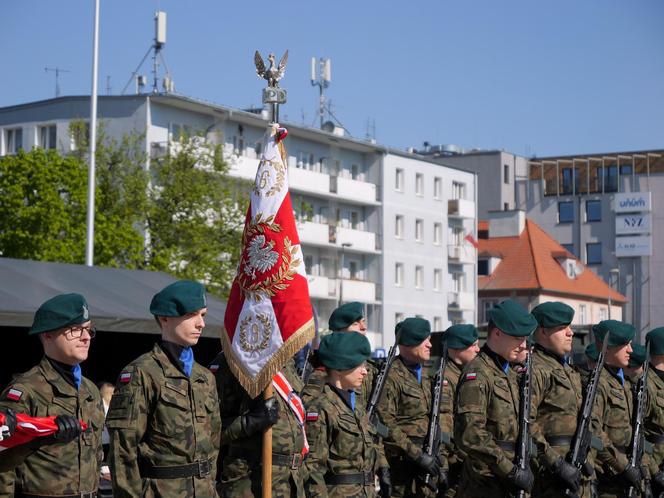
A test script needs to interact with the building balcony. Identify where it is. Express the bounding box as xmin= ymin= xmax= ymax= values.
xmin=341 ymin=279 xmax=378 ymax=303
xmin=448 ymin=199 xmax=475 ymax=219
xmin=447 ymin=291 xmax=474 ymax=310
xmin=448 ymin=244 xmax=476 ymax=265
xmin=333 ymin=226 xmax=377 ymax=252
xmin=289 ymin=167 xmax=331 ymax=195
xmin=227 ymin=156 xmax=260 ymax=181
xmin=307 ymin=275 xmax=336 ymax=300
xmin=331 ymin=176 xmax=378 ymax=203
xmin=297 ymin=221 xmax=330 ymax=246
